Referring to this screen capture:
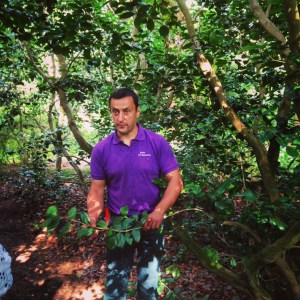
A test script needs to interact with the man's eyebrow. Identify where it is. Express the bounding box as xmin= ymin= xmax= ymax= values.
xmin=111 ymin=107 xmax=130 ymax=111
